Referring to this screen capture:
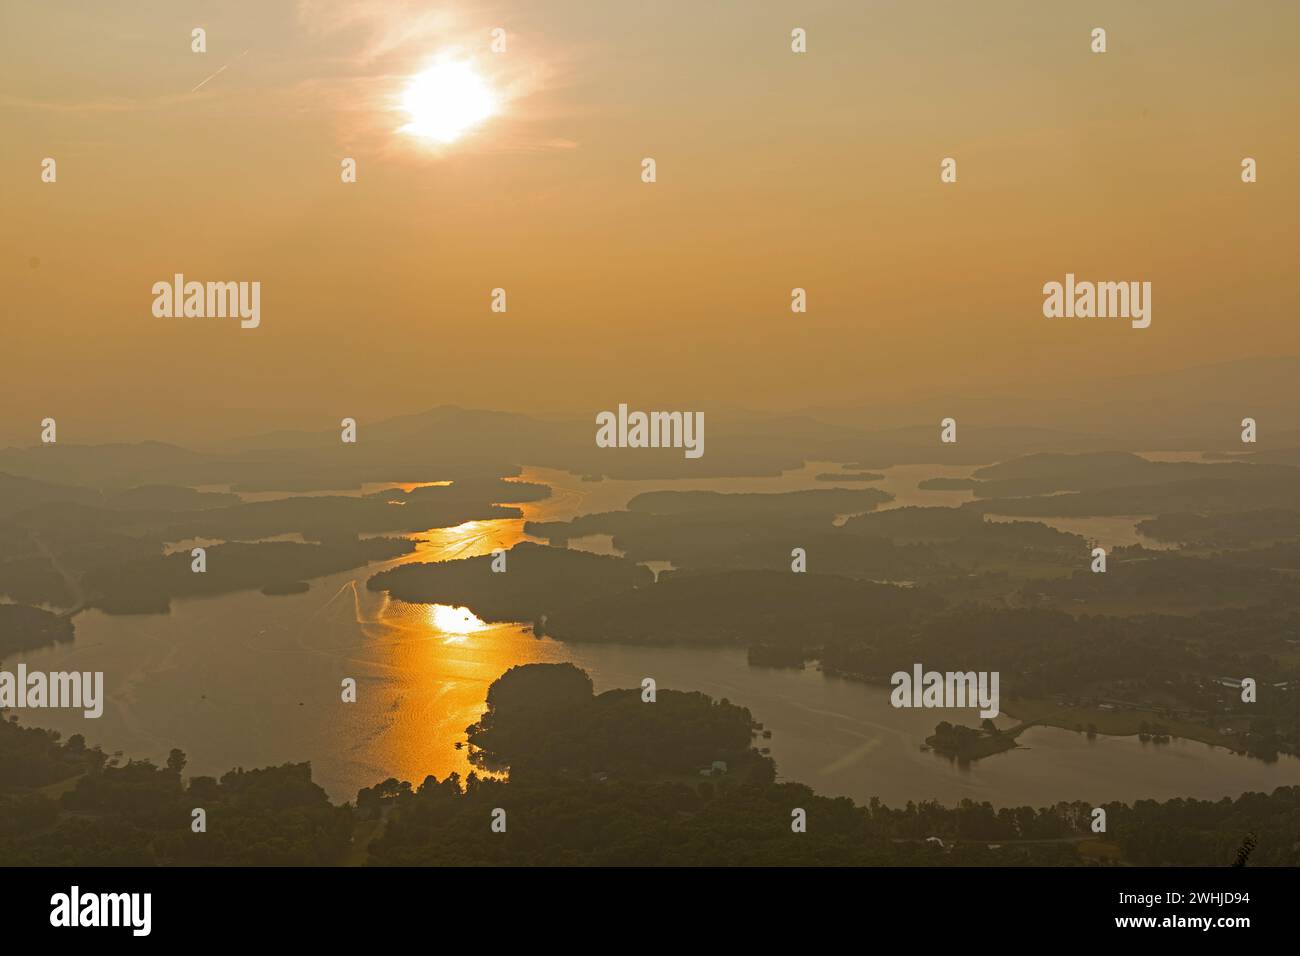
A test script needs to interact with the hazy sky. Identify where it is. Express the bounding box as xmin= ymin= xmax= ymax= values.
xmin=3 ymin=0 xmax=1297 ymax=446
